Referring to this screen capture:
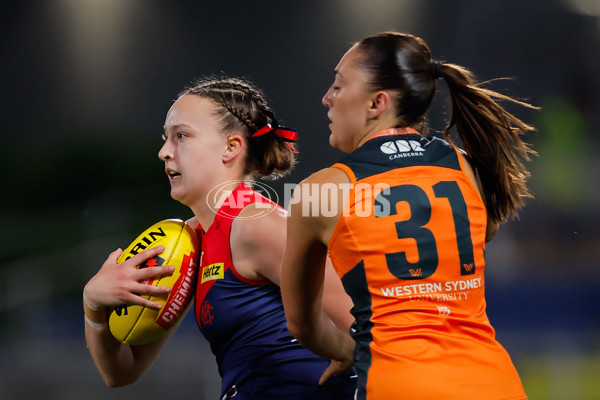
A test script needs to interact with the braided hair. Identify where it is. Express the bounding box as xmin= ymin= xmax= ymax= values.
xmin=181 ymin=77 xmax=297 ymax=180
